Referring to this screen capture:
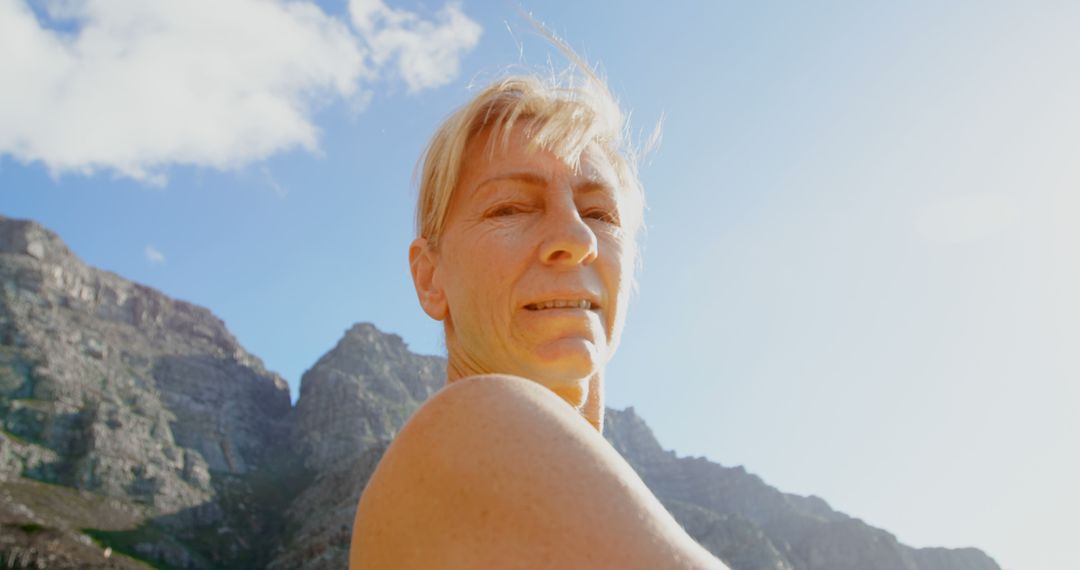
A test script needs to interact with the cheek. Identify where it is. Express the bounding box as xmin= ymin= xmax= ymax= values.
xmin=443 ymin=231 xmax=522 ymax=318
xmin=600 ymin=238 xmax=635 ymax=324
xmin=602 ymin=231 xmax=634 ymax=283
